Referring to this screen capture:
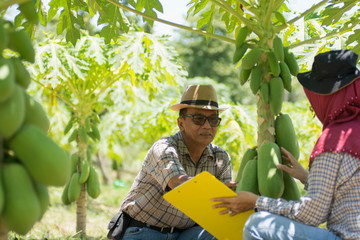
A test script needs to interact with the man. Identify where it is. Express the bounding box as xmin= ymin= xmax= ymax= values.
xmin=108 ymin=84 xmax=235 ymax=240
xmin=212 ymin=49 xmax=360 ymax=240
